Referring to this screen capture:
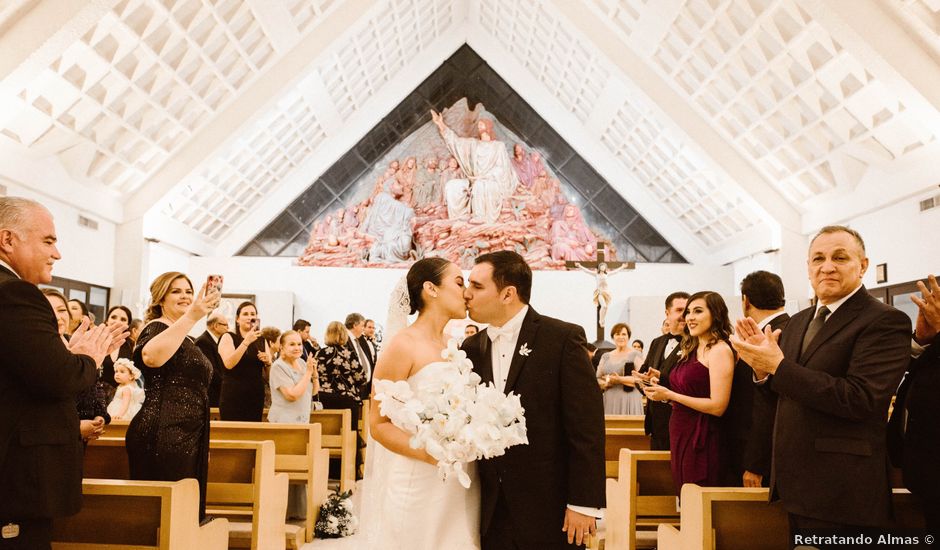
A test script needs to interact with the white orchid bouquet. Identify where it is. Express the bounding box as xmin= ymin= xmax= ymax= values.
xmin=372 ymin=339 xmax=528 ymax=488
